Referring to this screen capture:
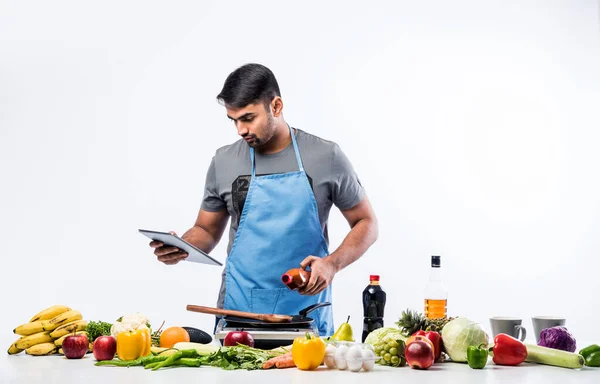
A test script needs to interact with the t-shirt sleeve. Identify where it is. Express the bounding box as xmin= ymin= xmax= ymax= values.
xmin=201 ymin=156 xmax=227 ymax=212
xmin=331 ymin=143 xmax=366 ymax=210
